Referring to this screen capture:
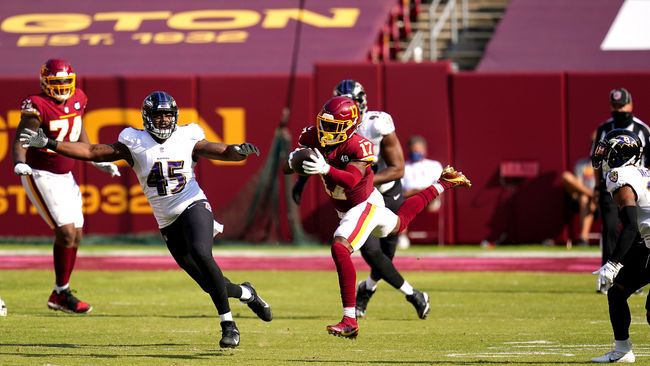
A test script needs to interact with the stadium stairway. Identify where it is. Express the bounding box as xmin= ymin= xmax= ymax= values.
xmin=399 ymin=0 xmax=510 ymax=70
